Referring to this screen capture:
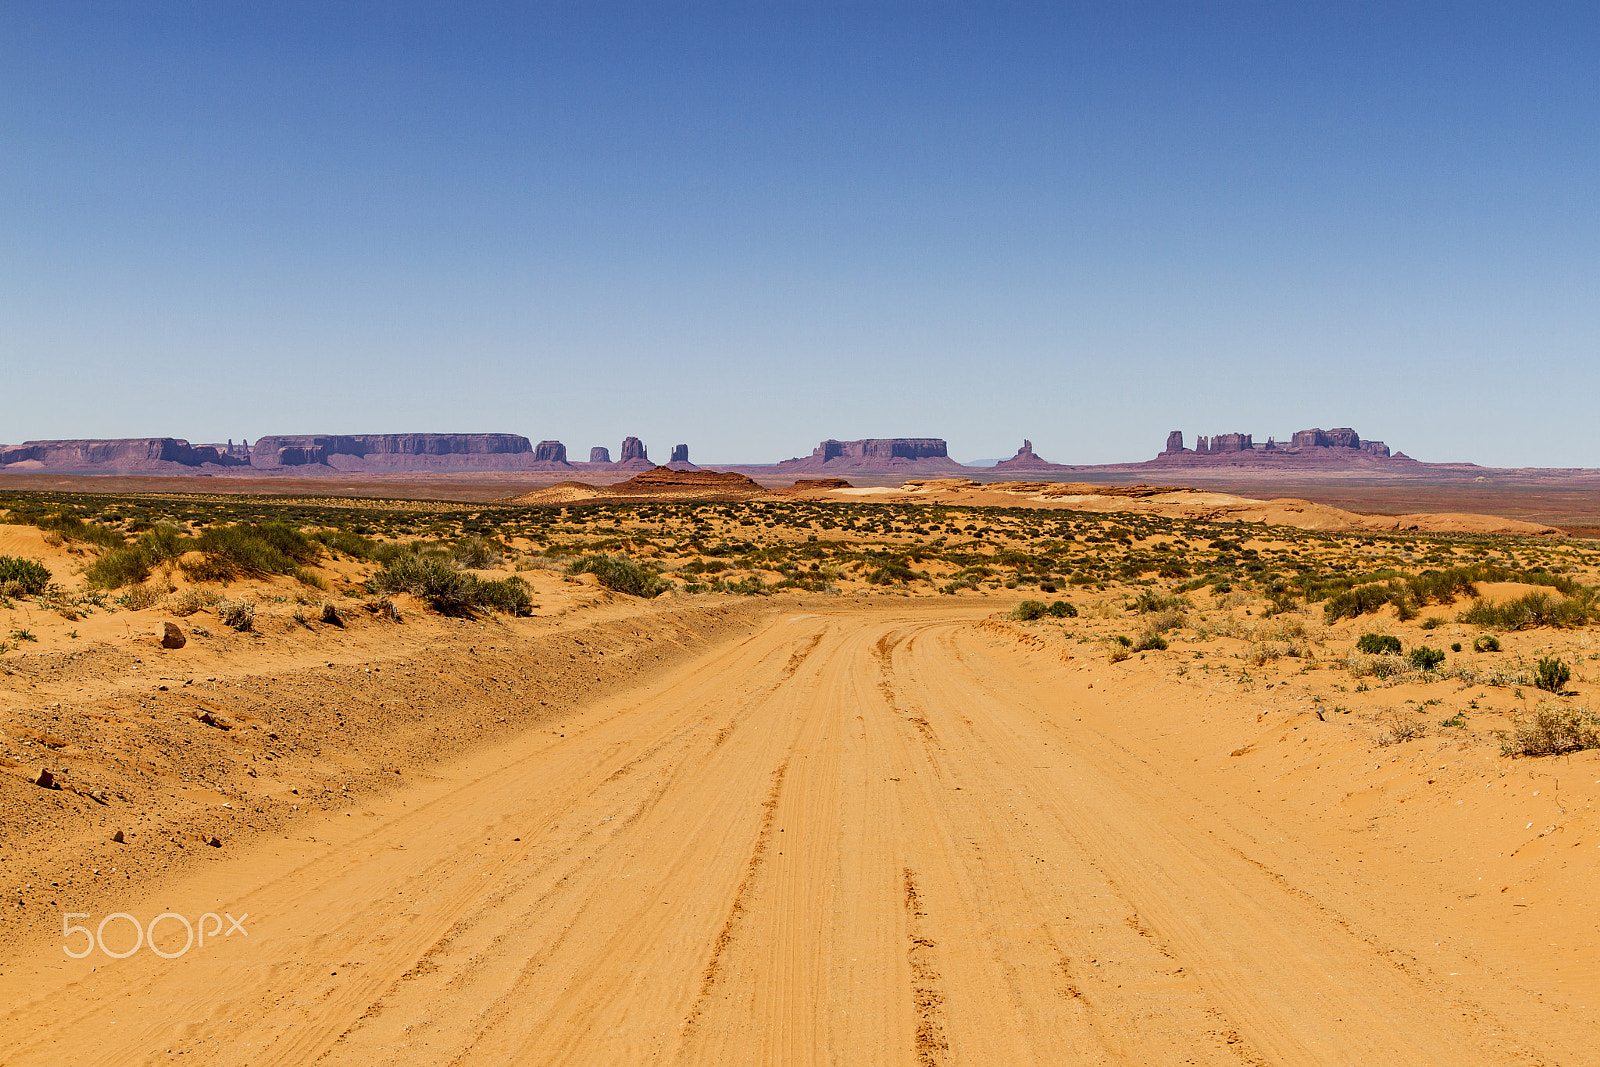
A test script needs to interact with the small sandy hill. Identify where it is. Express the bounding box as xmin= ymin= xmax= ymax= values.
xmin=498 ymin=467 xmax=767 ymax=505
xmin=852 ymin=480 xmax=1558 ymax=536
